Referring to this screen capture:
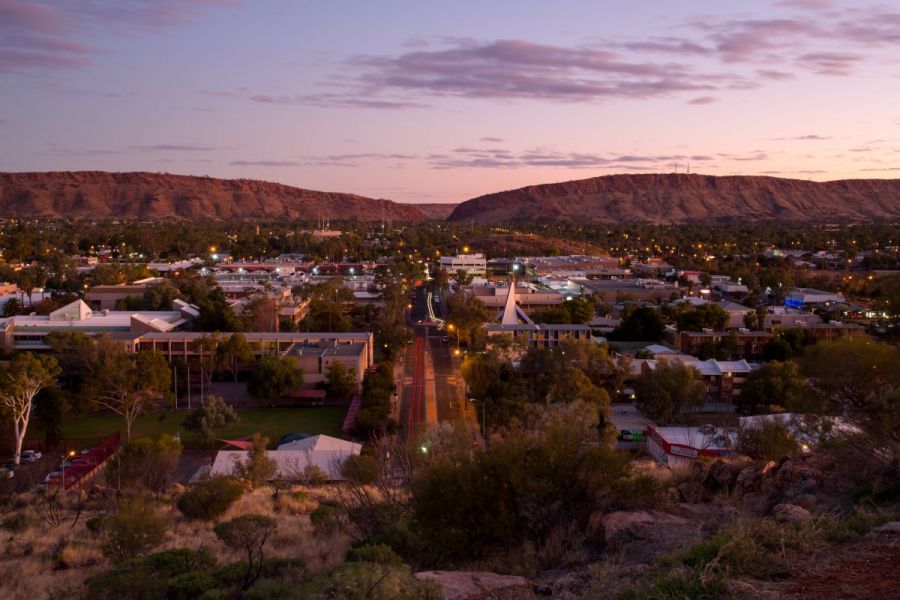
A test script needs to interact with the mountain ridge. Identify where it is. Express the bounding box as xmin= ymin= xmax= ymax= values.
xmin=0 ymin=171 xmax=427 ymax=221
xmin=447 ymin=173 xmax=900 ymax=223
